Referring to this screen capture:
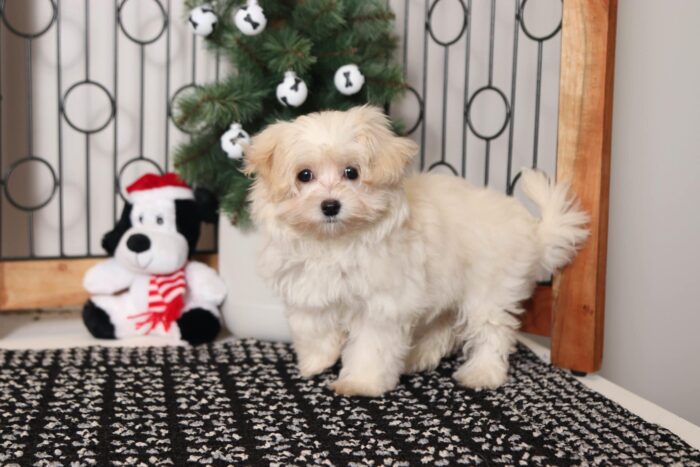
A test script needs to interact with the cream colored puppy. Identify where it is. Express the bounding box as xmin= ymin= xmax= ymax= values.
xmin=244 ymin=106 xmax=588 ymax=397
